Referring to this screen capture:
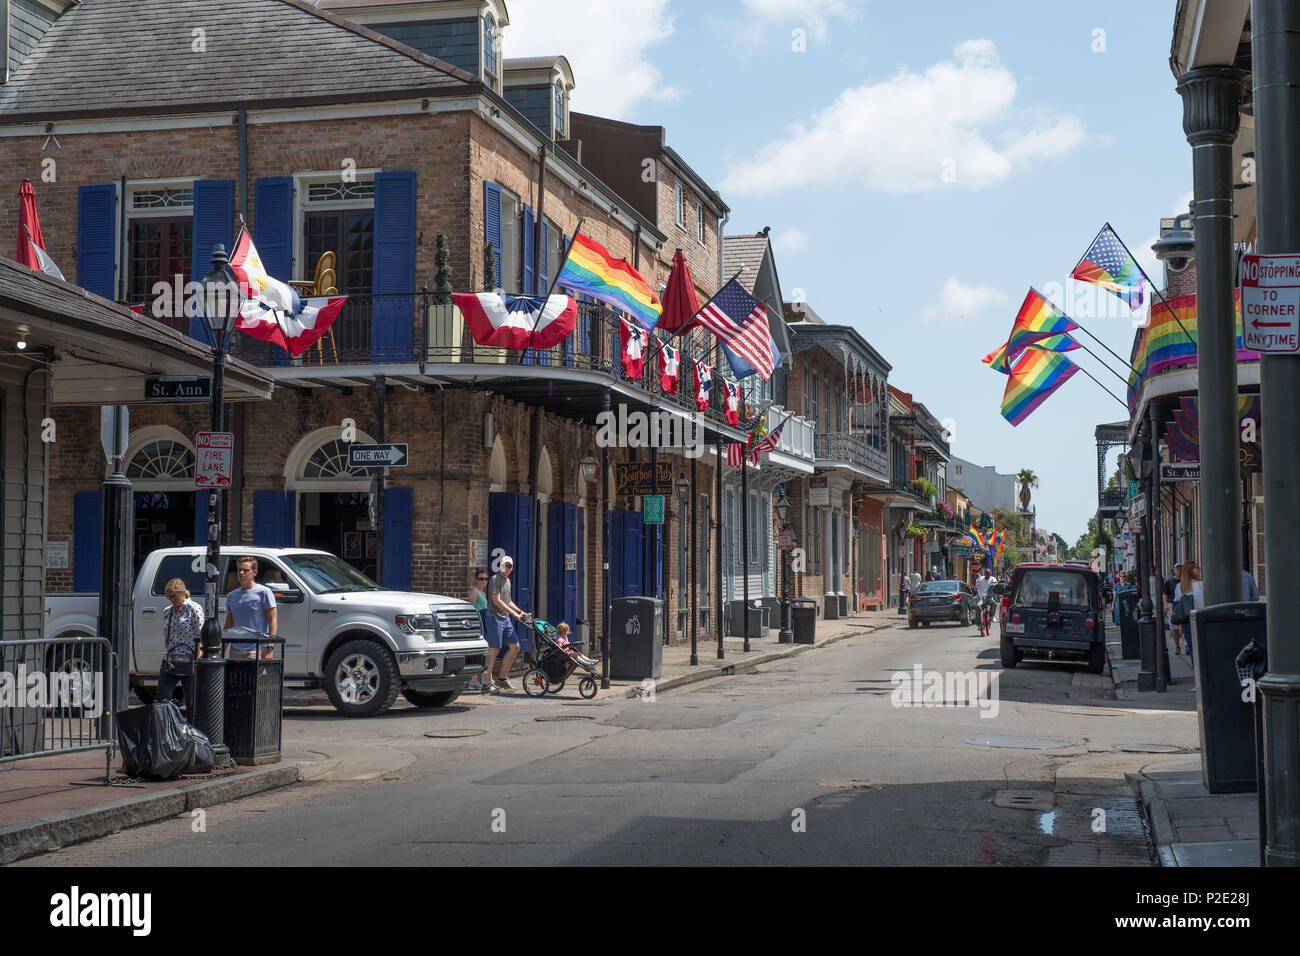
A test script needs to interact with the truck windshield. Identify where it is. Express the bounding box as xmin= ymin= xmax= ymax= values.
xmin=281 ymin=554 xmax=383 ymax=594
